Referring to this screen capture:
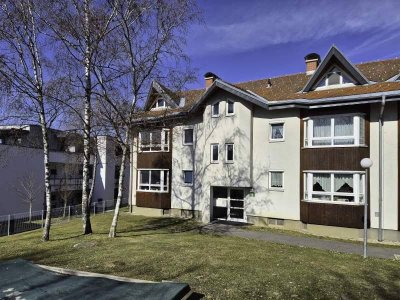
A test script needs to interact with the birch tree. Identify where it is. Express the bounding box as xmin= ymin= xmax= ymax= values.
xmin=93 ymin=0 xmax=199 ymax=237
xmin=0 ymin=0 xmax=61 ymax=241
xmin=41 ymin=0 xmax=117 ymax=234
xmin=16 ymin=173 xmax=41 ymax=223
